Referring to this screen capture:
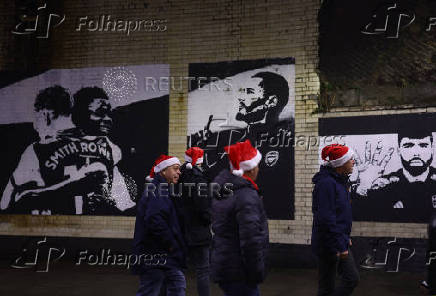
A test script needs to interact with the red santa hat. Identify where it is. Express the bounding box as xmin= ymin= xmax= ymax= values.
xmin=321 ymin=144 xmax=354 ymax=168
xmin=224 ymin=139 xmax=262 ymax=176
xmin=146 ymin=154 xmax=181 ymax=181
xmin=184 ymin=147 xmax=204 ymax=169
